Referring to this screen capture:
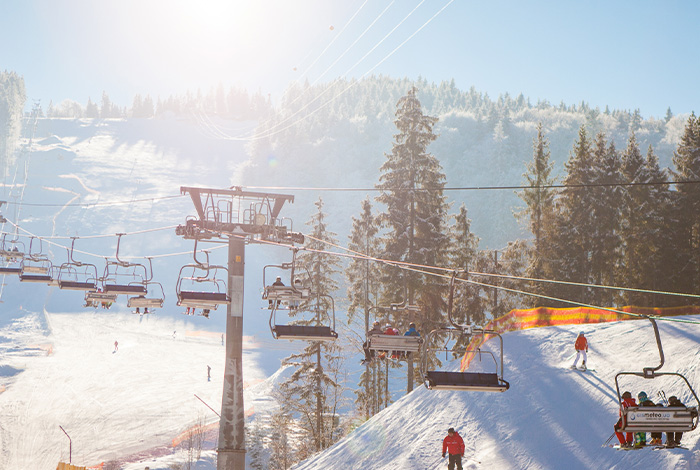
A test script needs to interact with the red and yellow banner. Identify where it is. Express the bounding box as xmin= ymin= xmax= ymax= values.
xmin=460 ymin=305 xmax=700 ymax=371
